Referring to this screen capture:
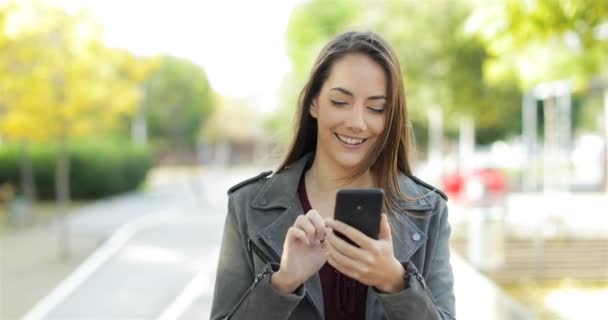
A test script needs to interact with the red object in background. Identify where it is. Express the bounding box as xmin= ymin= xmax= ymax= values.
xmin=473 ymin=168 xmax=507 ymax=195
xmin=443 ymin=173 xmax=465 ymax=200
xmin=442 ymin=169 xmax=507 ymax=202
